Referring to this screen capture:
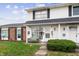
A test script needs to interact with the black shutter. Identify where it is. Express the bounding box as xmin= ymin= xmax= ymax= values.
xmin=68 ymin=5 xmax=72 ymax=16
xmin=33 ymin=11 xmax=35 ymax=20
xmin=47 ymin=9 xmax=50 ymax=18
